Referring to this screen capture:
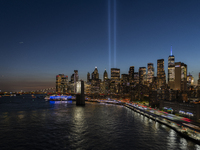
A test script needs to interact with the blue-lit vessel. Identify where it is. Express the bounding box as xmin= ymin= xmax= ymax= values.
xmin=45 ymin=95 xmax=73 ymax=101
